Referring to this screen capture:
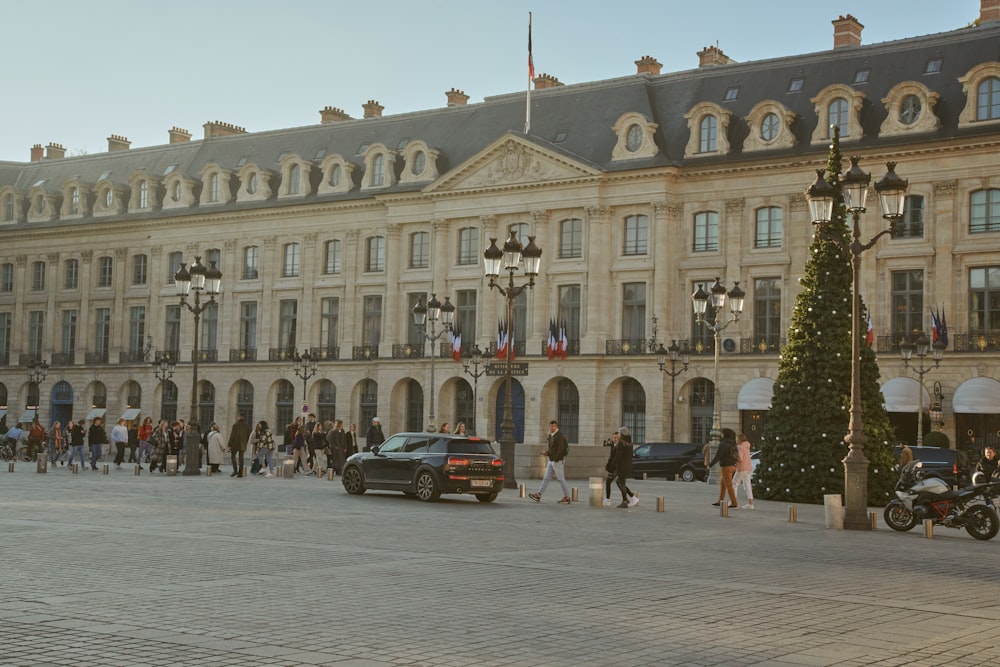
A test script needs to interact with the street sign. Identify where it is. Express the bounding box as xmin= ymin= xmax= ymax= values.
xmin=486 ymin=362 xmax=529 ymax=377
